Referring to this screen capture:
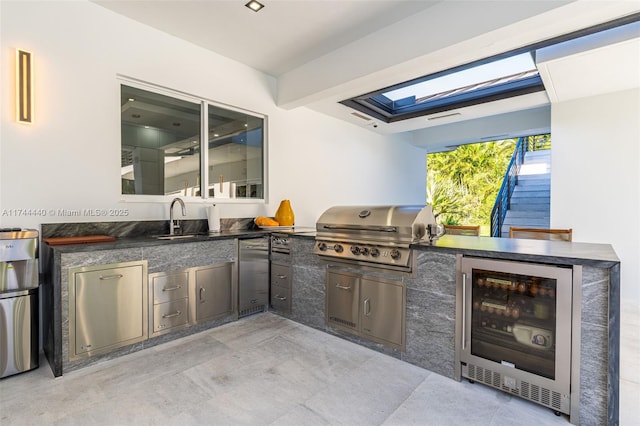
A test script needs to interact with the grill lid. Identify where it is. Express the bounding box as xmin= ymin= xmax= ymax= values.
xmin=315 ymin=205 xmax=437 ymax=244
